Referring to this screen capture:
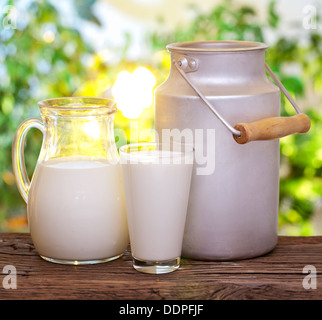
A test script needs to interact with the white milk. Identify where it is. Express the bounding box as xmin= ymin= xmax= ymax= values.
xmin=28 ymin=158 xmax=129 ymax=262
xmin=121 ymin=152 xmax=193 ymax=261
